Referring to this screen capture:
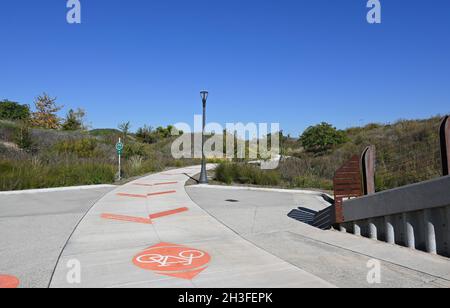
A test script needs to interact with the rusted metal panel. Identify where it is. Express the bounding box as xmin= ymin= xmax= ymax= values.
xmin=361 ymin=145 xmax=376 ymax=195
xmin=333 ymin=155 xmax=363 ymax=223
xmin=440 ymin=115 xmax=450 ymax=176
